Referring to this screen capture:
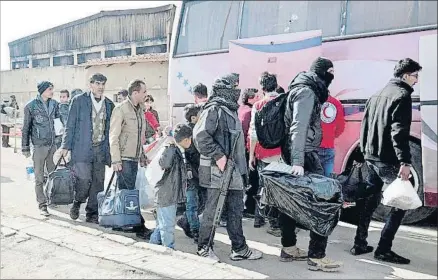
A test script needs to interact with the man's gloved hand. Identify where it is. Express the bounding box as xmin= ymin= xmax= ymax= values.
xmin=22 ymin=150 xmax=31 ymax=158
